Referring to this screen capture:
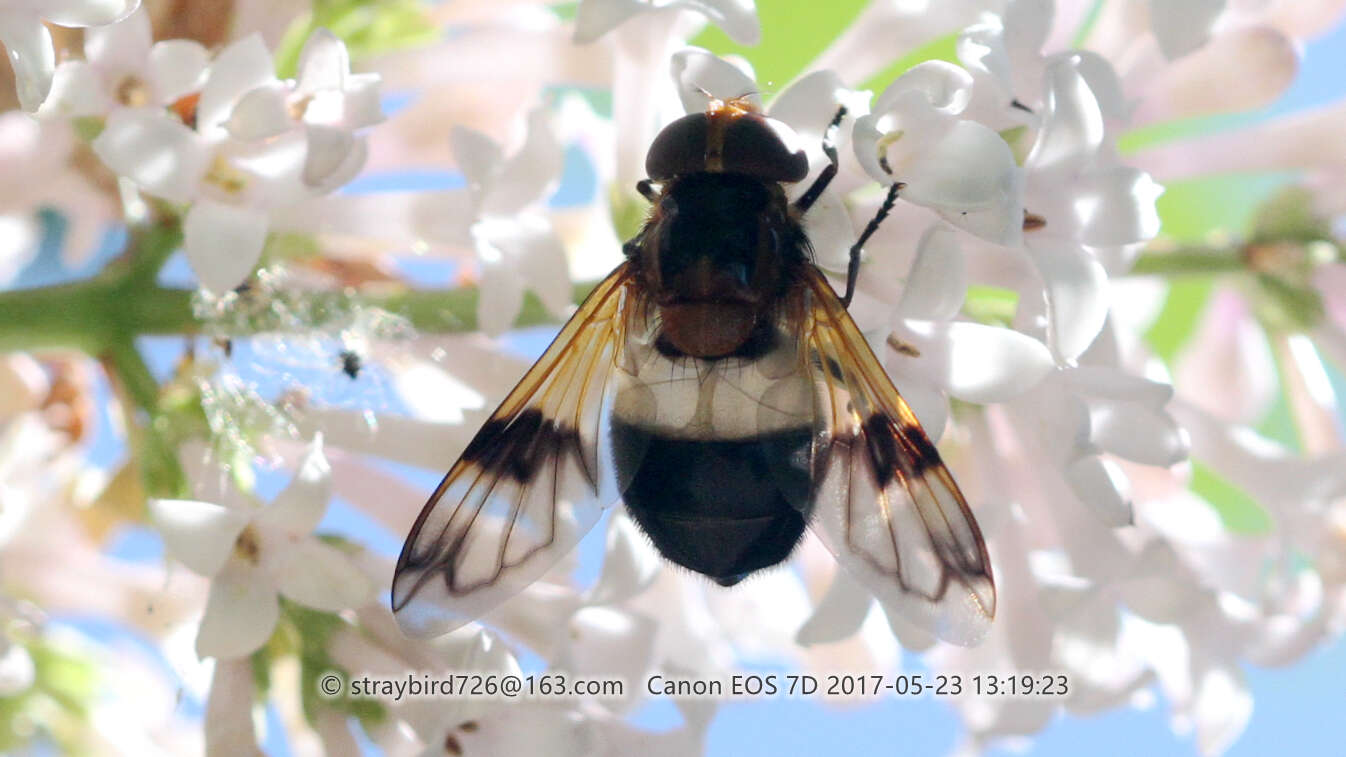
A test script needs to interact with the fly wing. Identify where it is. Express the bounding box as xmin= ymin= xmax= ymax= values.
xmin=392 ymin=264 xmax=633 ymax=638
xmin=798 ymin=268 xmax=995 ymax=646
